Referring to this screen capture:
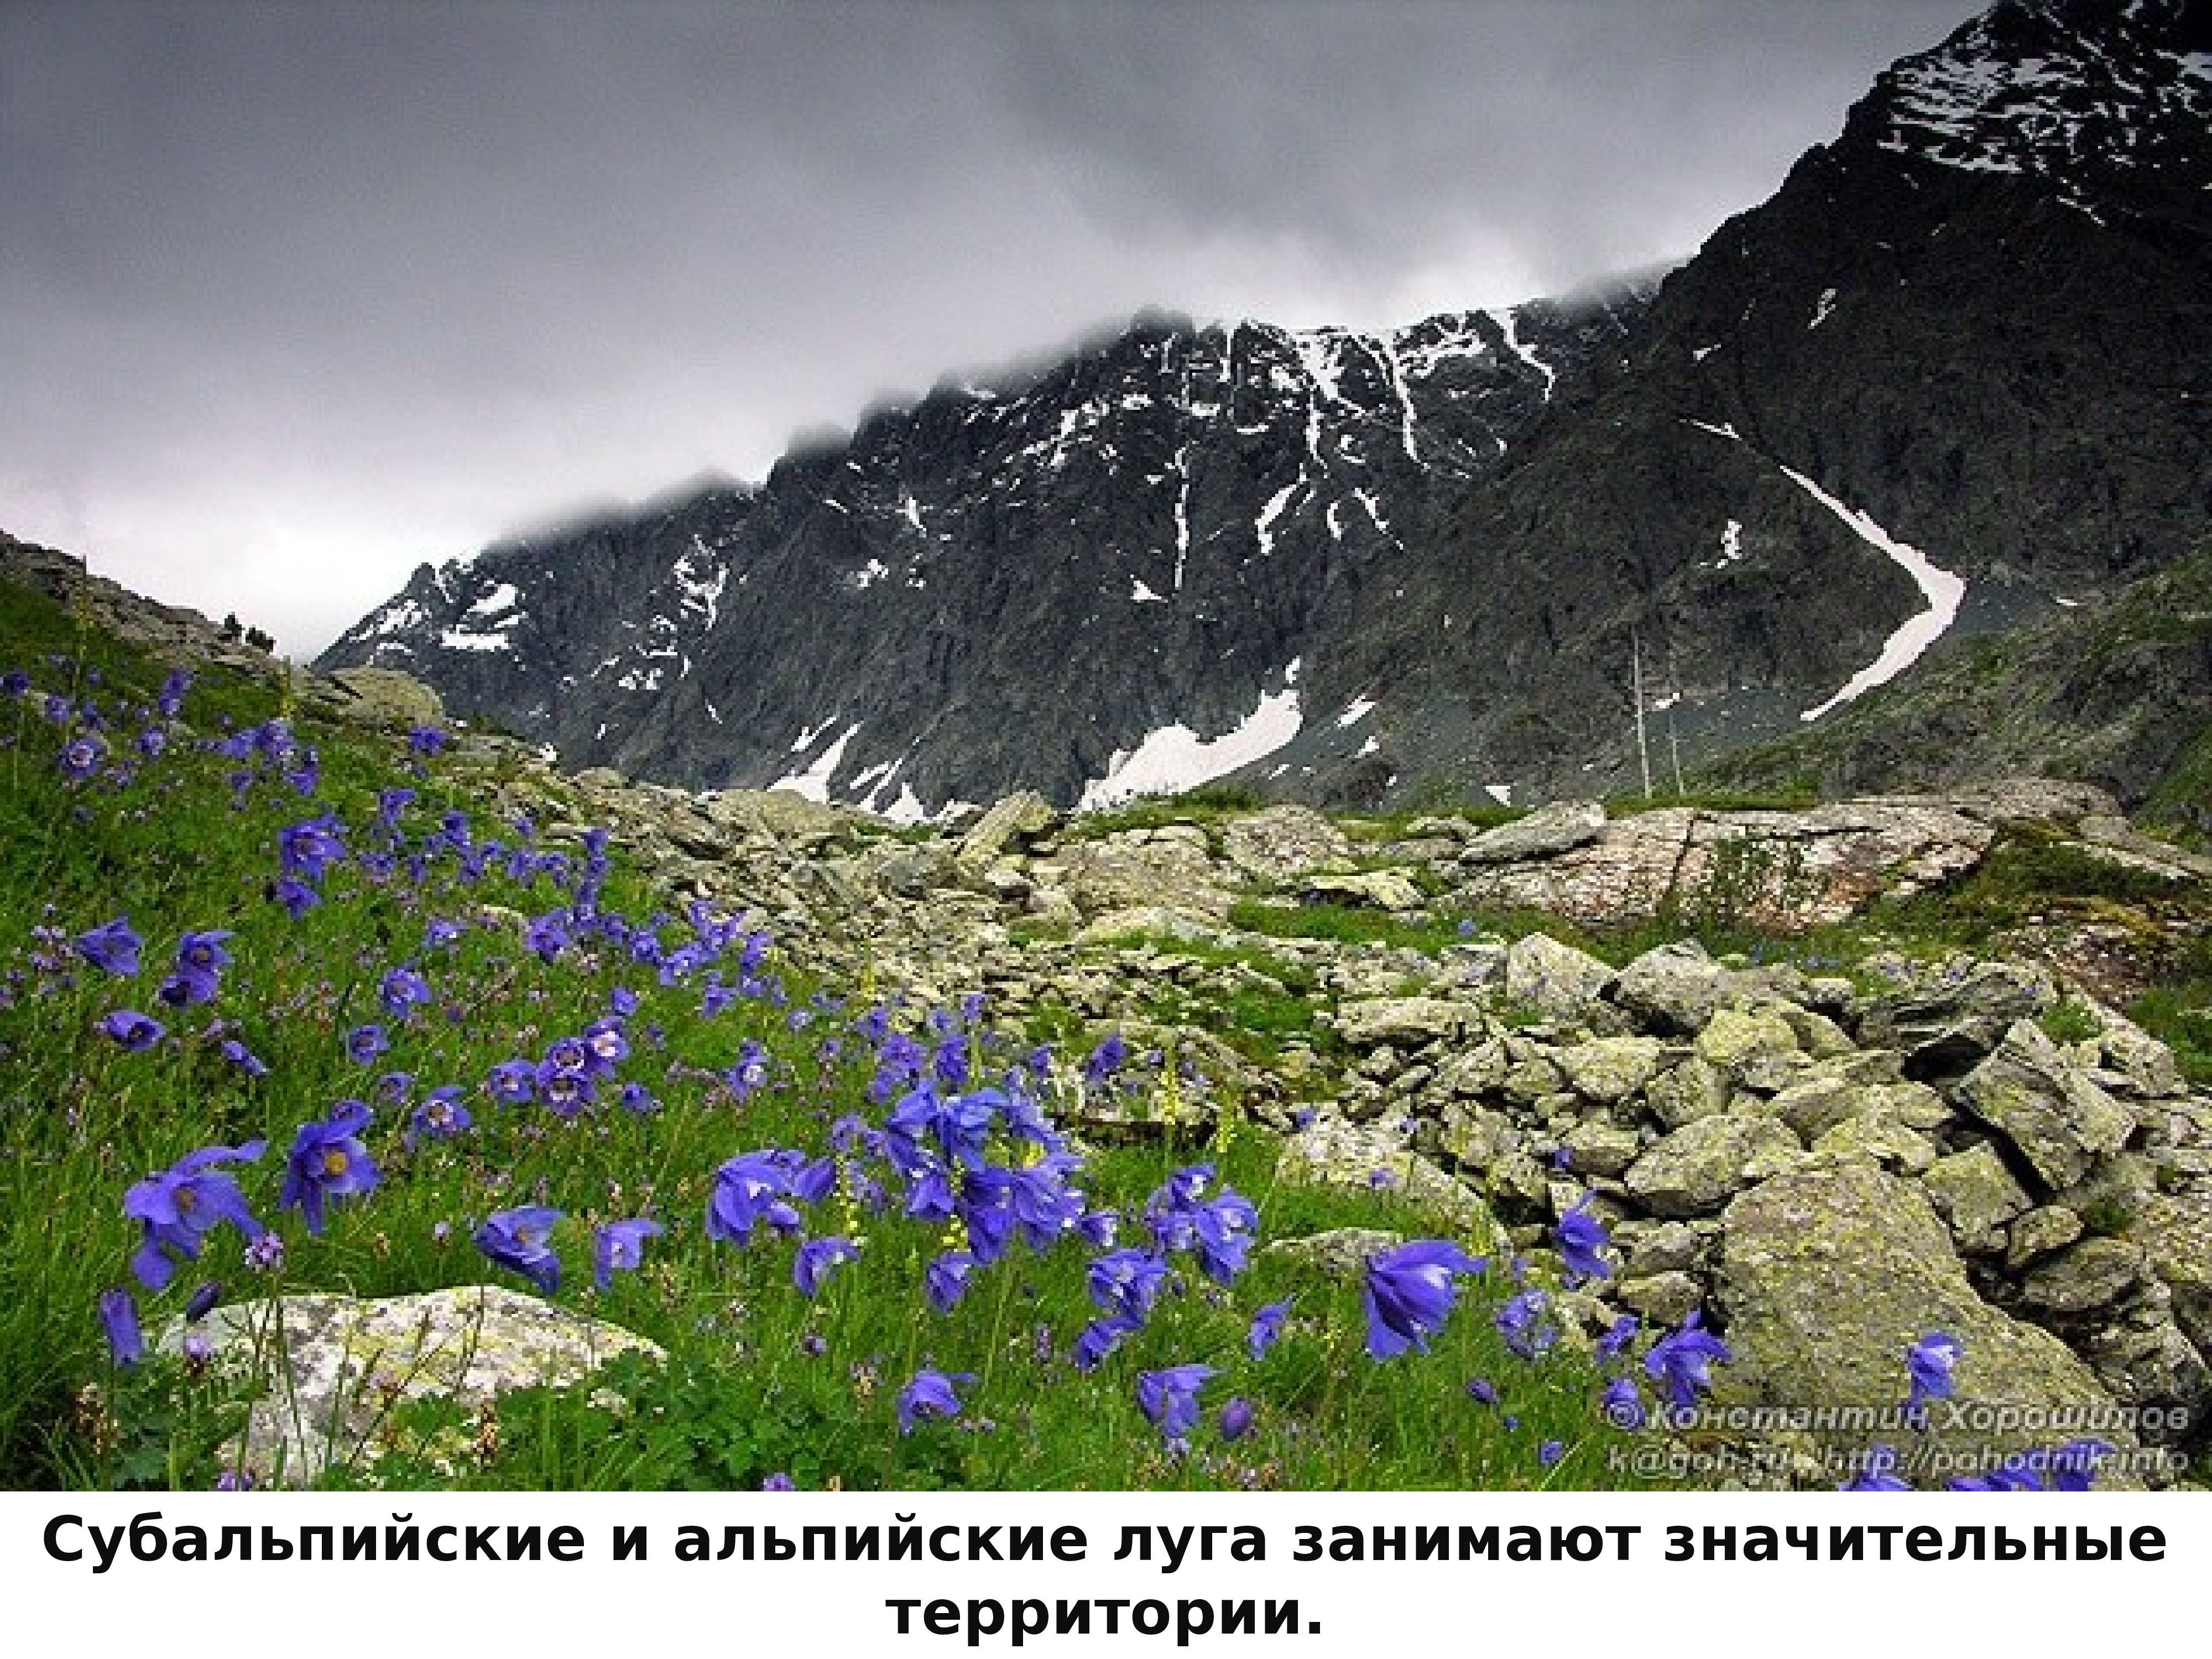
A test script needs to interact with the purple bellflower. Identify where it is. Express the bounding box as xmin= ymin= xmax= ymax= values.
xmin=278 ymin=1101 xmax=379 ymax=1235
xmin=1364 ymin=1240 xmax=1486 ymax=1359
xmin=476 ymin=1206 xmax=565 ymax=1294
